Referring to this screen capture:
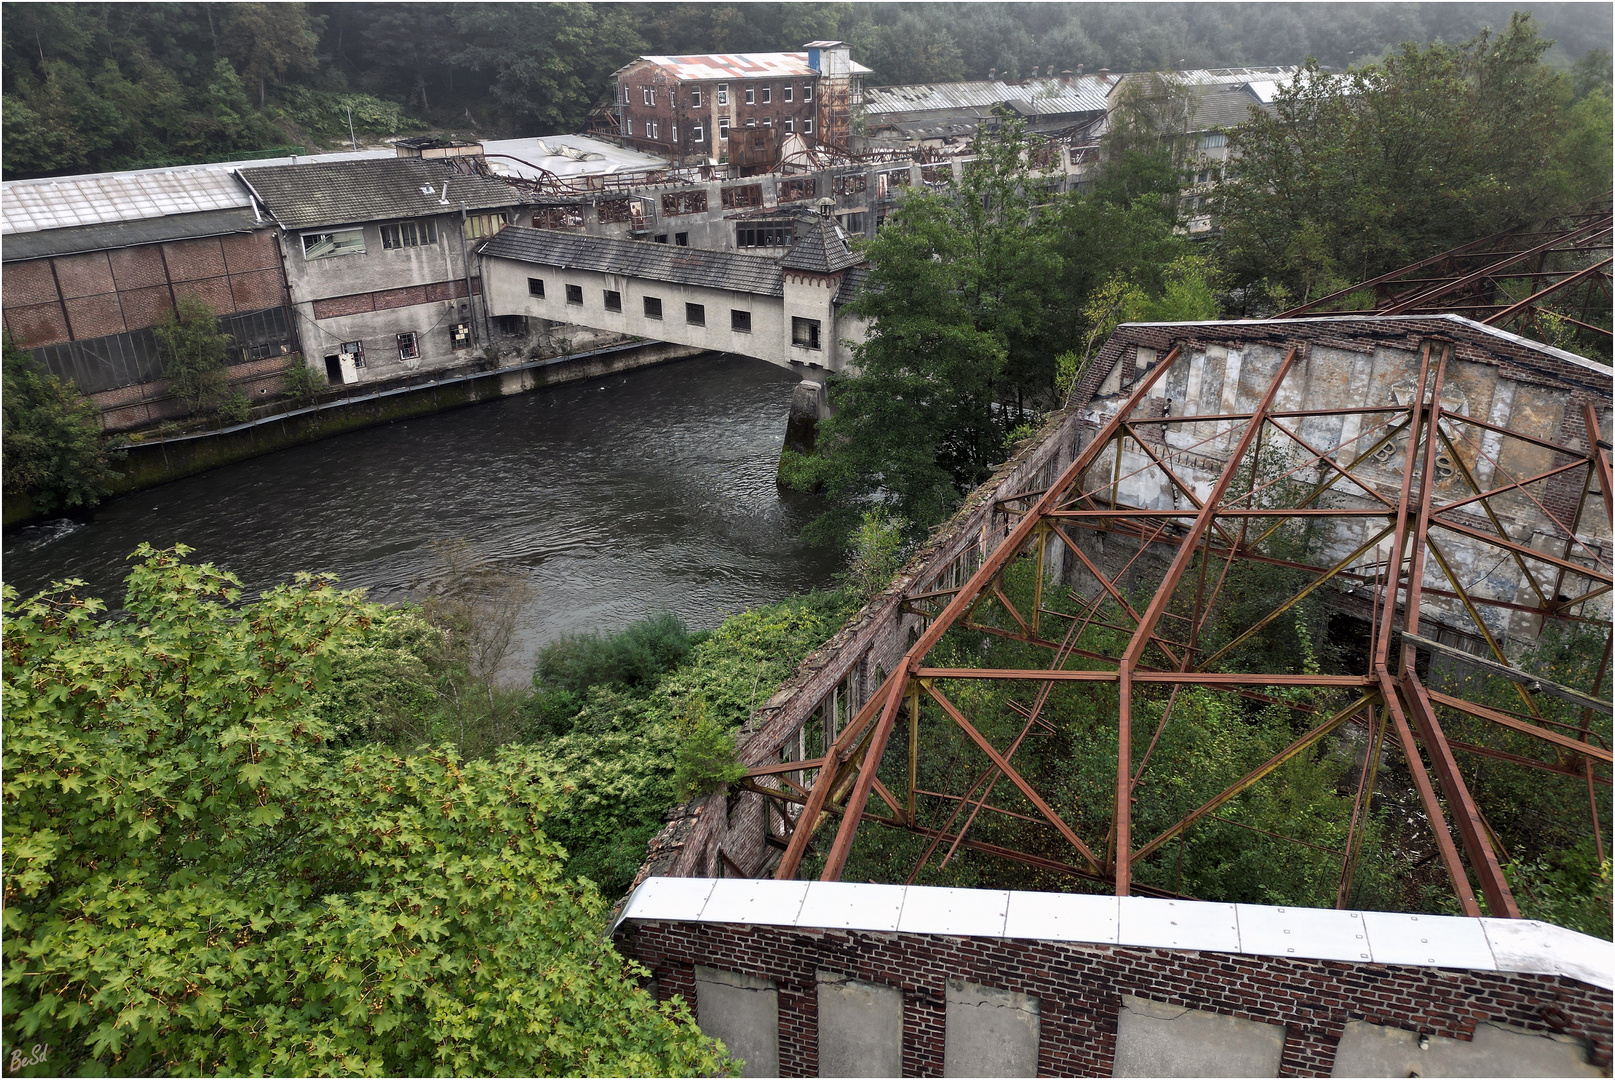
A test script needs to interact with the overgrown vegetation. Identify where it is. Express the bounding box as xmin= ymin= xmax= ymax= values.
xmin=2 ymin=546 xmax=734 ymax=1076
xmin=153 ymin=296 xmax=250 ymax=423
xmin=1 ymin=334 xmax=121 ymax=514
